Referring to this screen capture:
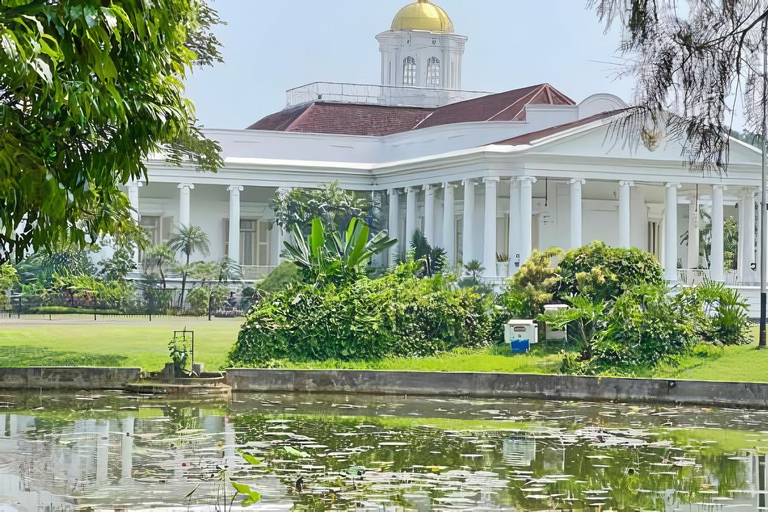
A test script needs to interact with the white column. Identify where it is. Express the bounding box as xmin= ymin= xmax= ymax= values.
xmin=227 ymin=186 xmax=243 ymax=264
xmin=128 ymin=180 xmax=142 ymax=263
xmin=509 ymin=179 xmax=521 ymax=275
xmin=128 ymin=181 xmax=141 ymax=223
xmin=664 ymin=183 xmax=681 ymax=282
xmin=388 ymin=188 xmax=400 ymax=265
xmin=275 ymin=188 xmax=292 ymax=265
xmin=424 ymin=185 xmax=436 ymax=245
xmin=619 ymin=181 xmax=633 ymax=248
xmin=462 ymin=179 xmax=476 ymax=263
xmin=712 ymin=185 xmax=725 ymax=282
xmin=405 ymin=186 xmax=418 ymax=246
xmin=121 ymin=417 xmax=134 ymax=481
xmin=483 ymin=178 xmax=499 ymax=277
xmin=178 ymin=183 xmax=195 ymax=227
xmin=743 ymin=188 xmax=757 ymax=280
xmin=96 ymin=420 xmax=110 ymax=485
xmin=570 ymin=179 xmax=585 ymax=249
xmin=442 ymin=183 xmax=457 ymax=265
xmin=519 ymin=177 xmax=536 ymax=264
xmin=687 ymin=198 xmax=700 ymax=270
xmin=748 ymin=188 xmax=757 ymax=274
